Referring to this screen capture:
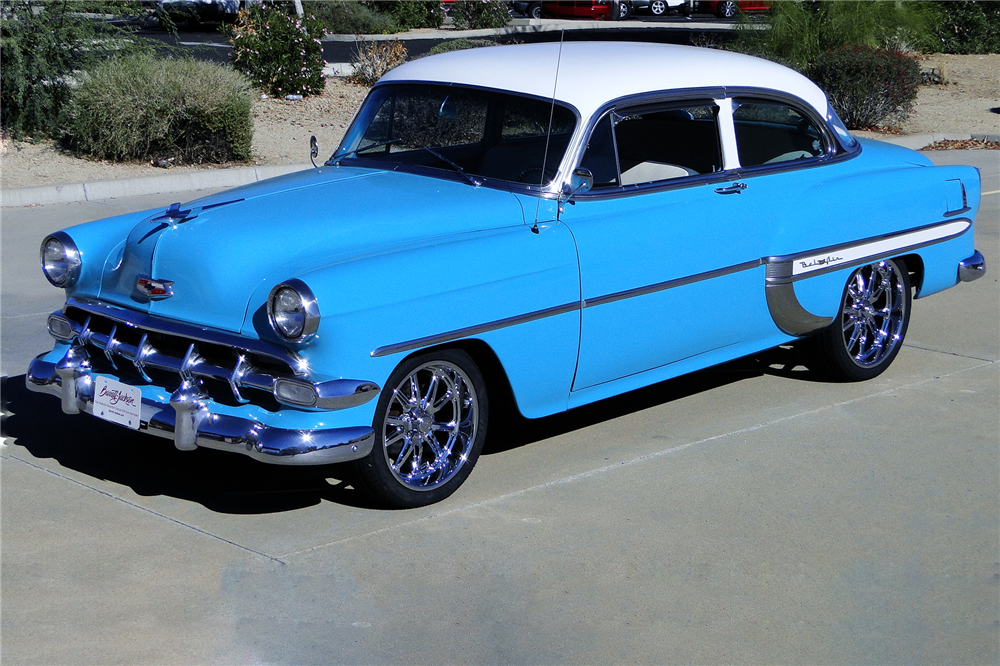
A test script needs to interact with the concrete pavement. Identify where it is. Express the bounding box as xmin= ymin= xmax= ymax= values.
xmin=1 ymin=151 xmax=997 ymax=664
